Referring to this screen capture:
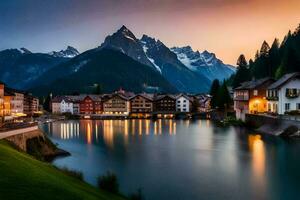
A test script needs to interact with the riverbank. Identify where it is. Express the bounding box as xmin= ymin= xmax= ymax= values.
xmin=0 ymin=140 xmax=126 ymax=200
